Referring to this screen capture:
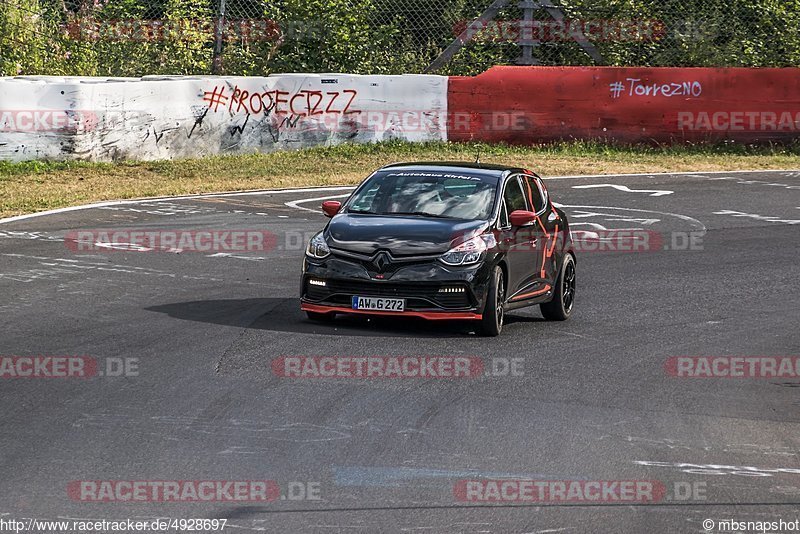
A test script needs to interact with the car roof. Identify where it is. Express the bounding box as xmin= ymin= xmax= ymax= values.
xmin=380 ymin=161 xmax=531 ymax=178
